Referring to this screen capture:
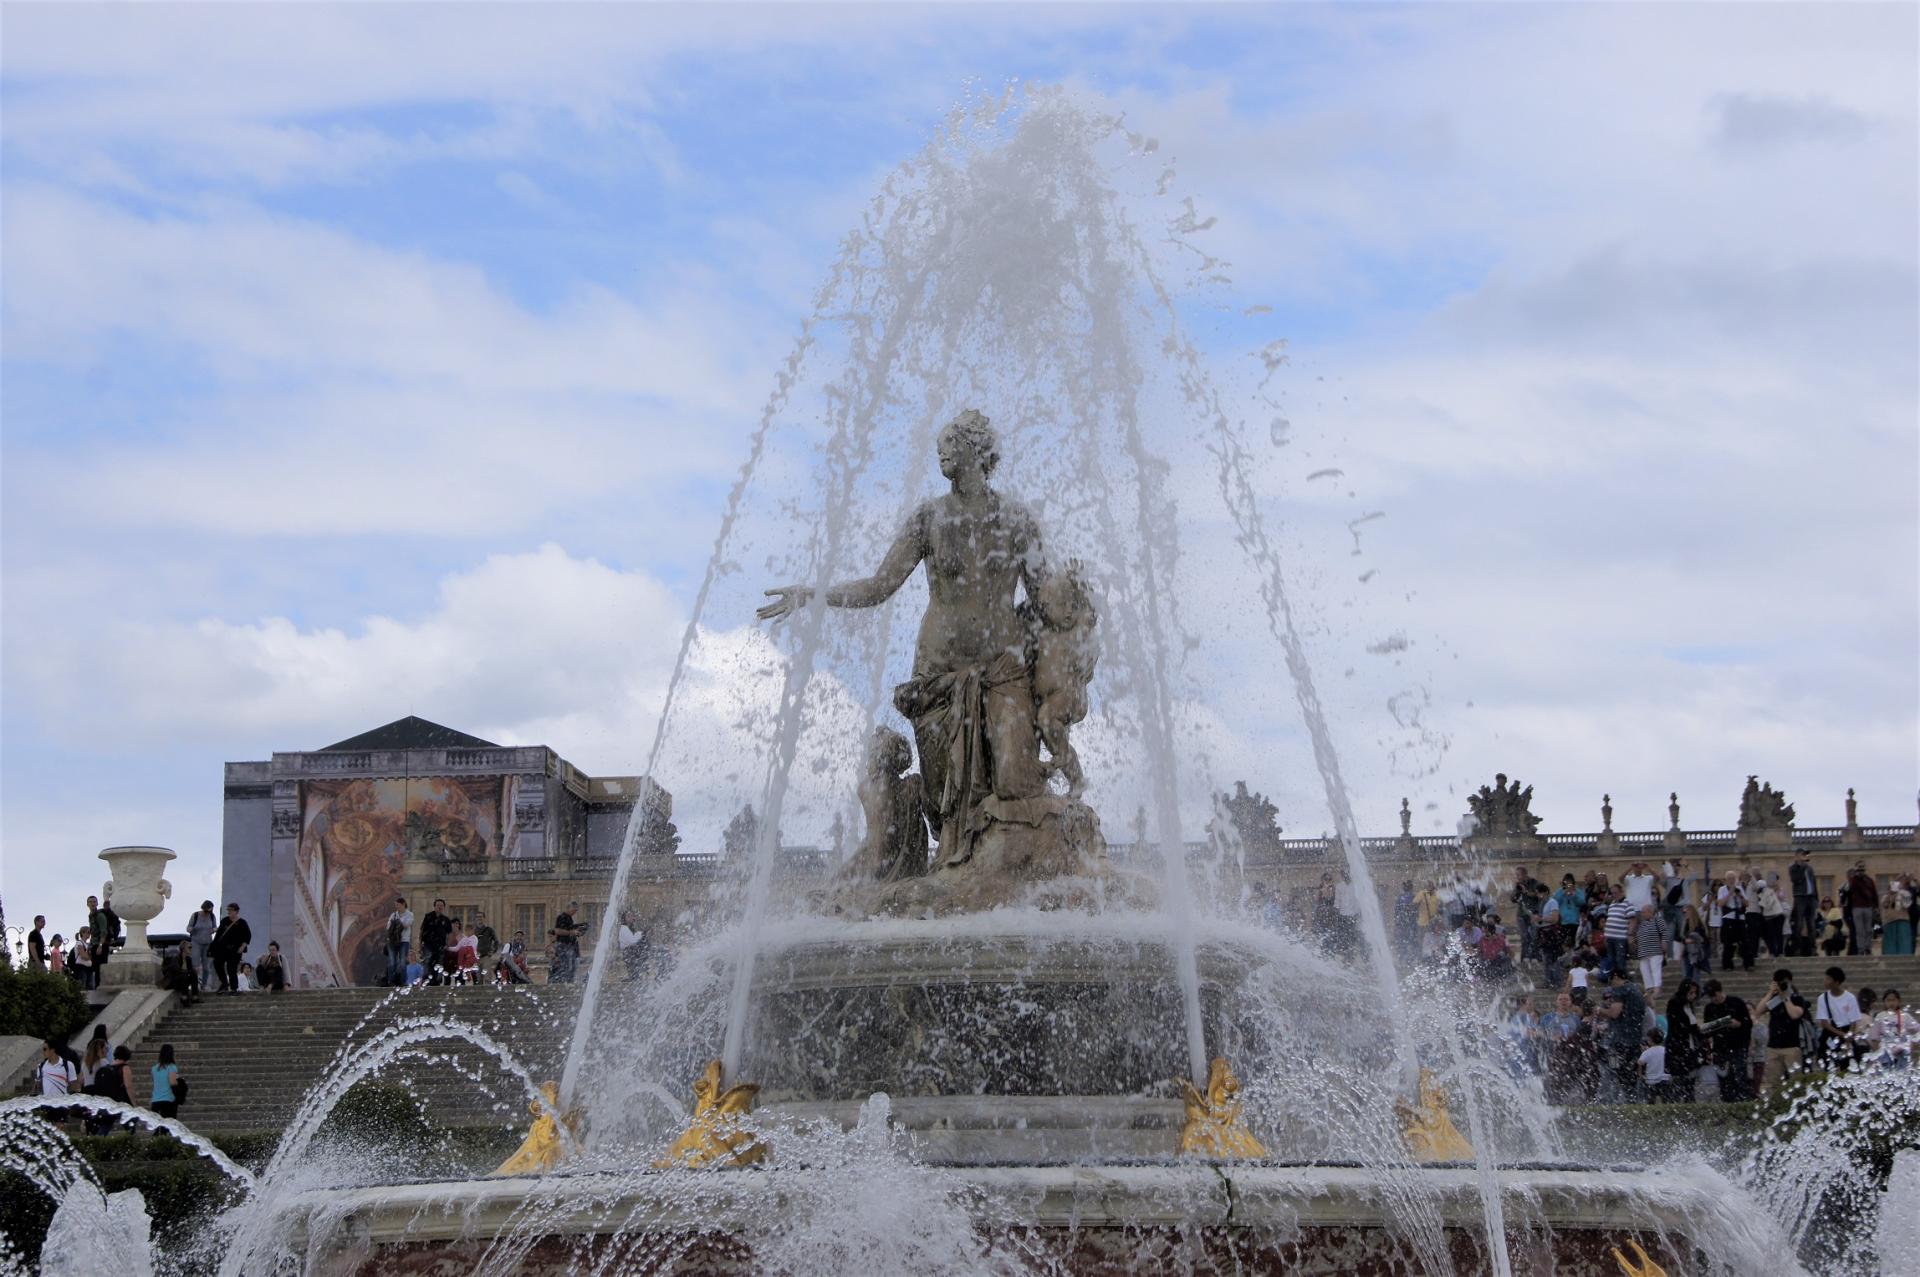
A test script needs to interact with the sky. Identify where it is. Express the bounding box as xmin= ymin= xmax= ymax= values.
xmin=3 ymin=3 xmax=1915 ymax=943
